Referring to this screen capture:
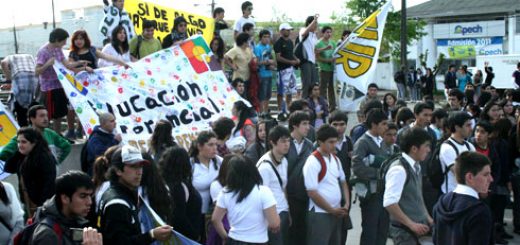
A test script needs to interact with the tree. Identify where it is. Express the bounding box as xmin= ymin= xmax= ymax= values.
xmin=341 ymin=0 xmax=426 ymax=62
